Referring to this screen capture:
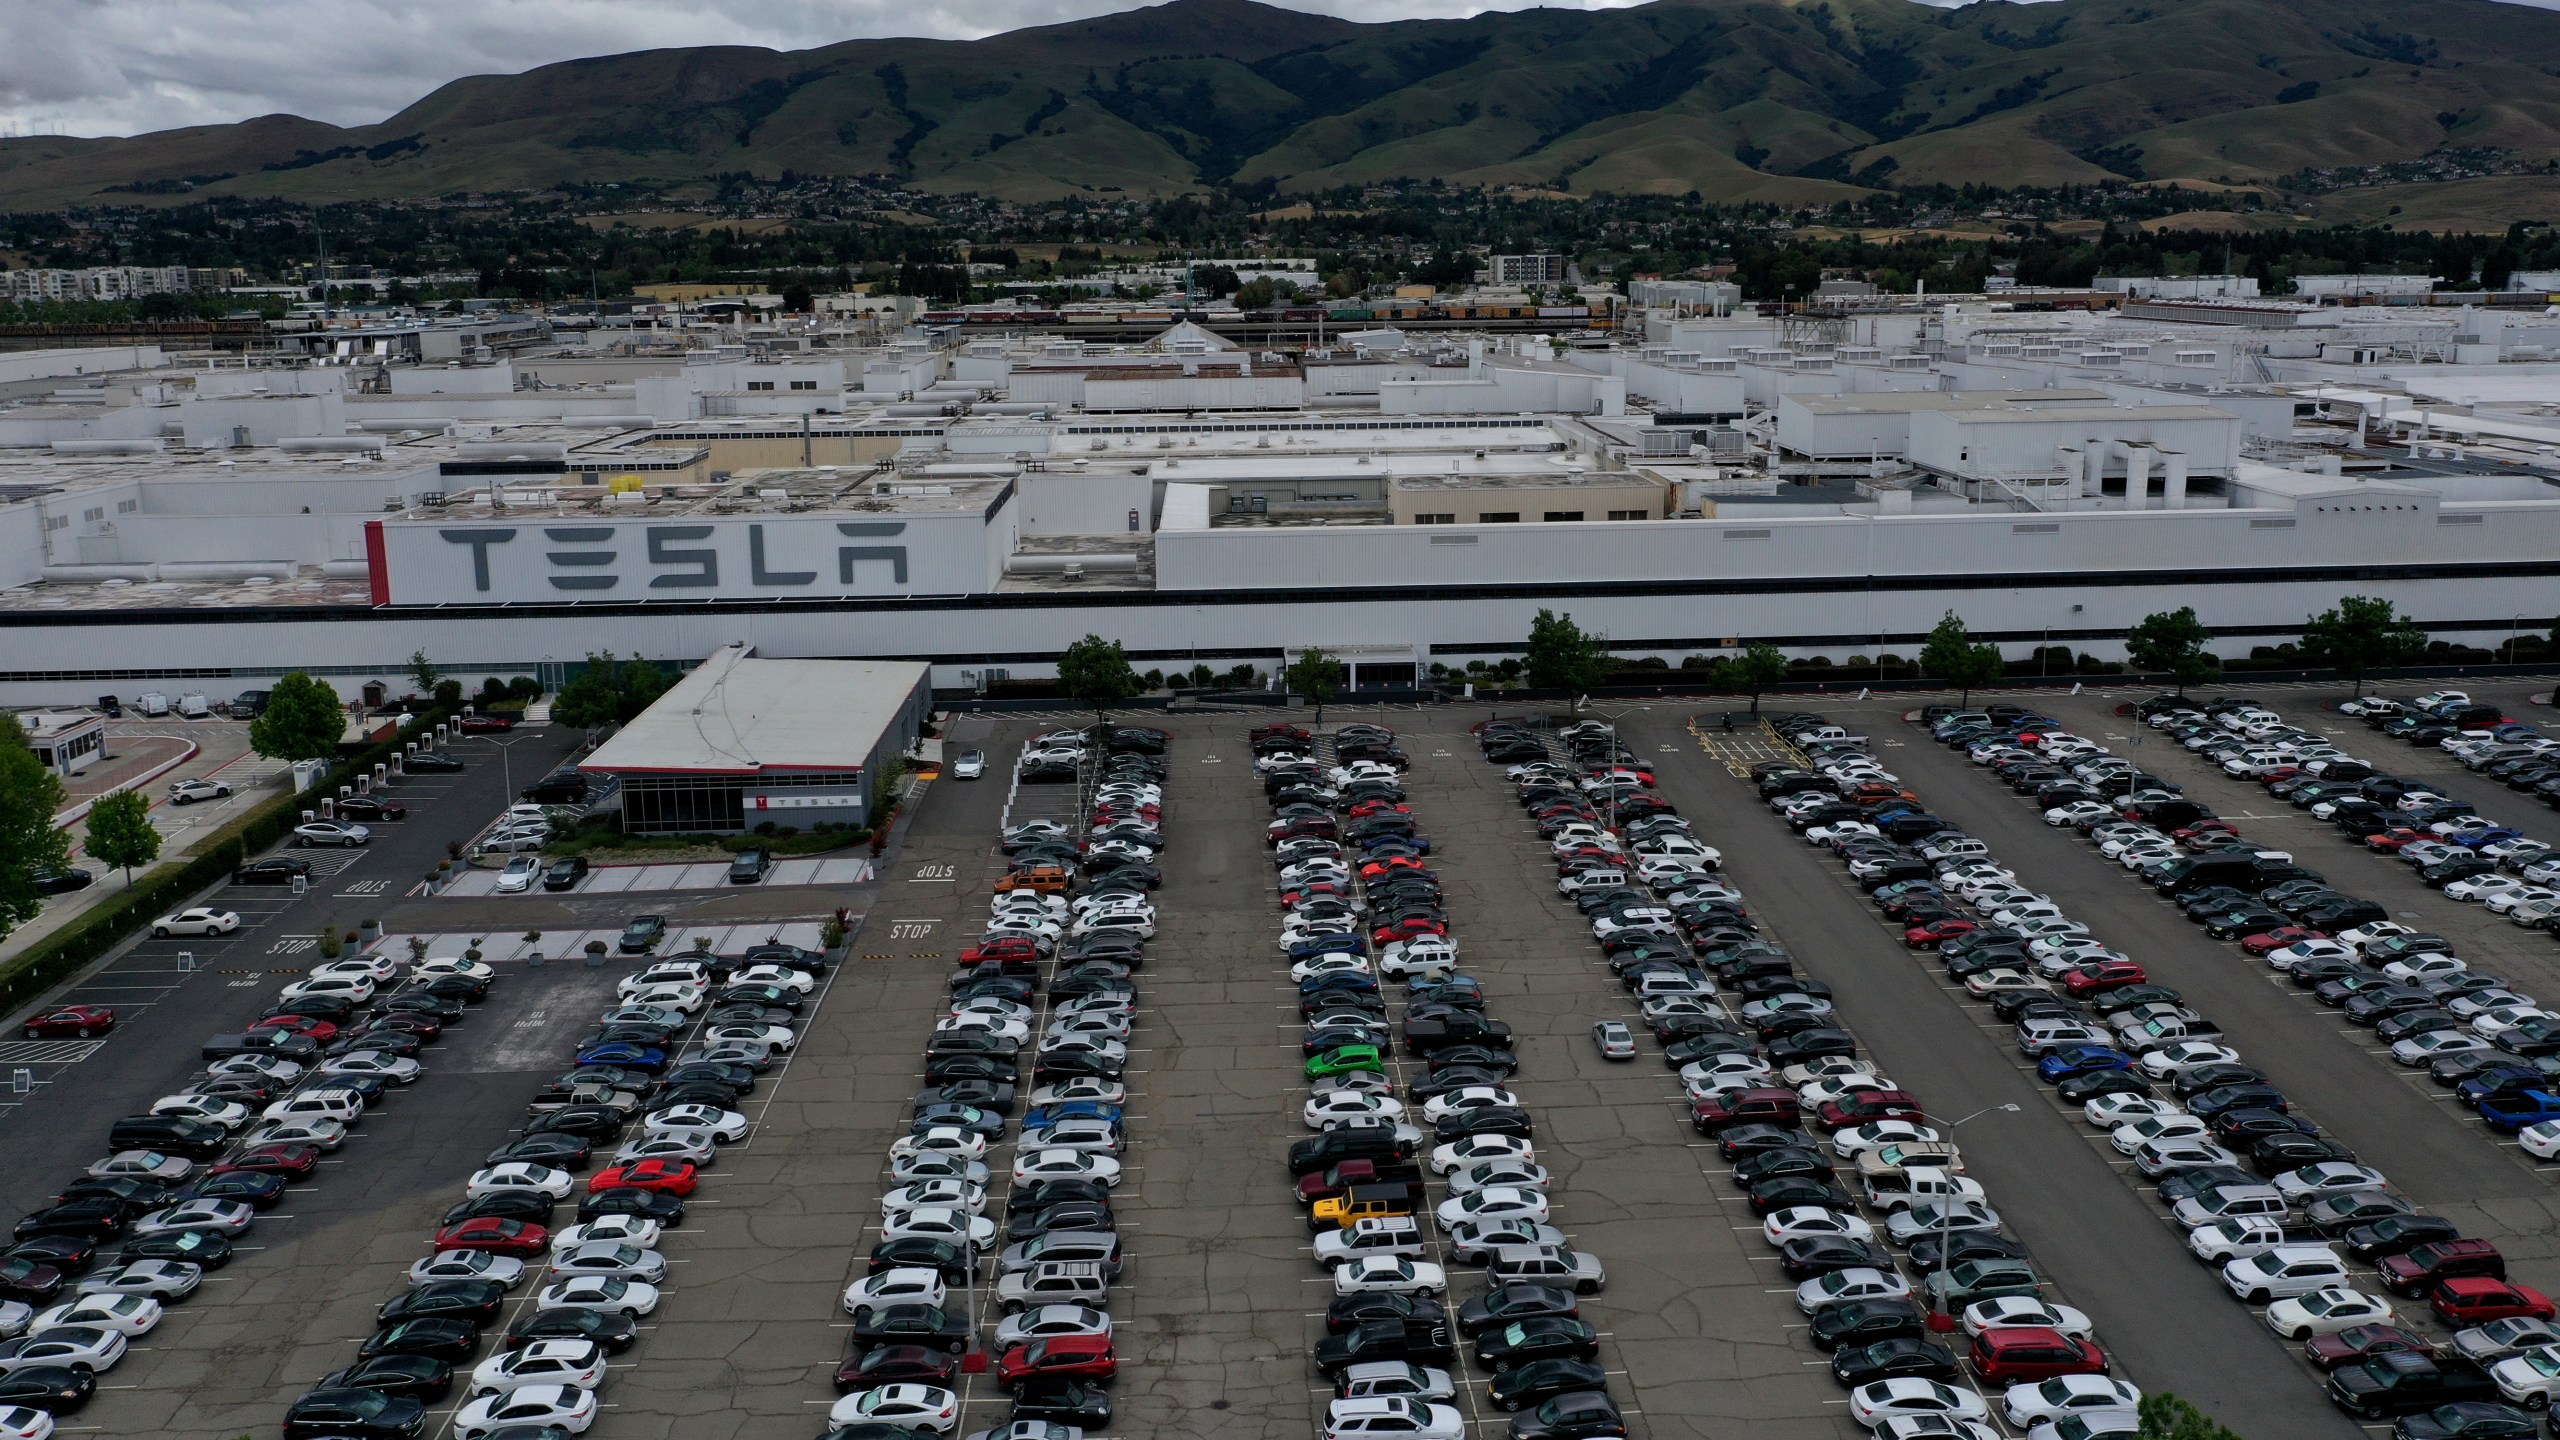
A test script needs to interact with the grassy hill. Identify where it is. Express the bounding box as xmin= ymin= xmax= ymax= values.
xmin=5 ymin=0 xmax=2560 ymax=209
